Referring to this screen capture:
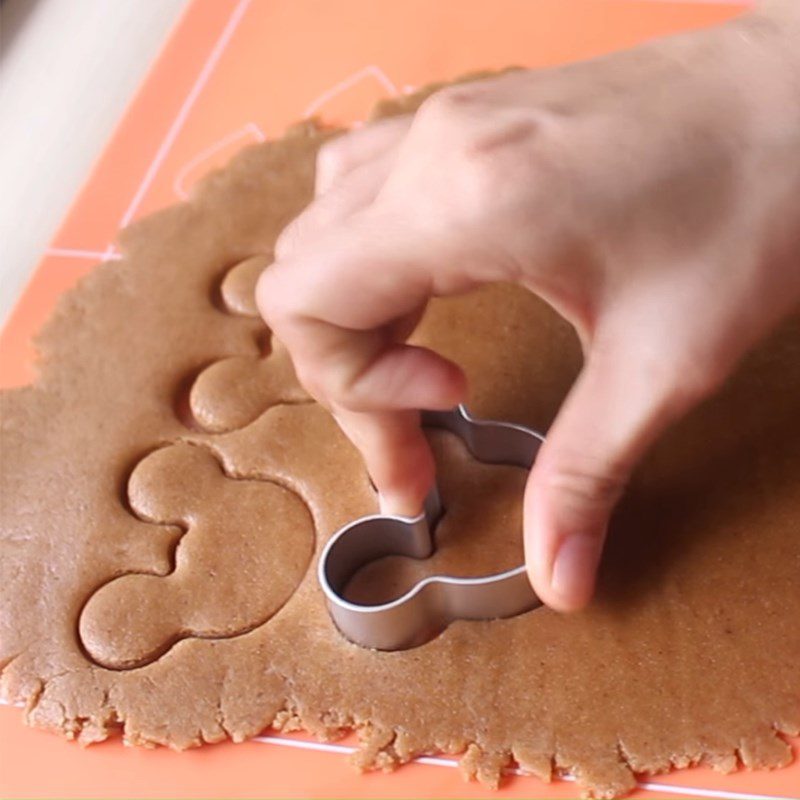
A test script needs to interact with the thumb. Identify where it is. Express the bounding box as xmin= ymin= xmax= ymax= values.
xmin=523 ymin=337 xmax=710 ymax=612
